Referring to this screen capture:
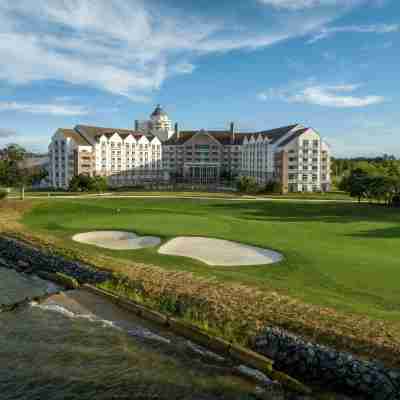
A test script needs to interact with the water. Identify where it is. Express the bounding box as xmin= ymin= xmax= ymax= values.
xmin=0 ymin=267 xmax=279 ymax=400
xmin=0 ymin=267 xmax=58 ymax=305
